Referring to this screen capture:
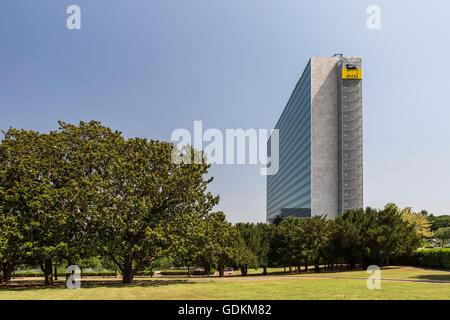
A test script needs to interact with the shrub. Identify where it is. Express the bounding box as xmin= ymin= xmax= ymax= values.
xmin=160 ymin=270 xmax=215 ymax=275
xmin=416 ymin=248 xmax=450 ymax=269
xmin=13 ymin=271 xmax=118 ymax=277
xmin=395 ymin=249 xmax=450 ymax=270
xmin=135 ymin=271 xmax=154 ymax=276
